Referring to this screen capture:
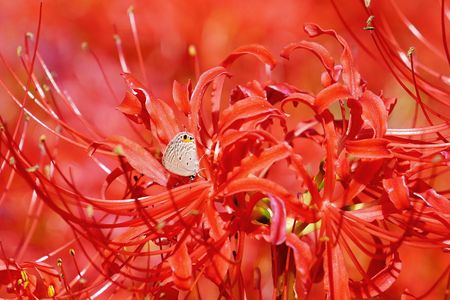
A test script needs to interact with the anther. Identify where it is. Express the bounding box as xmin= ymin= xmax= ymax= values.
xmin=81 ymin=41 xmax=89 ymax=51
xmin=47 ymin=284 xmax=55 ymax=297
xmin=16 ymin=46 xmax=23 ymax=57
xmin=364 ymin=15 xmax=375 ymax=31
xmin=113 ymin=145 xmax=125 ymax=156
xmin=188 ymin=45 xmax=197 ymax=57
xmin=407 ymin=47 xmax=415 ymax=58
xmin=26 ymin=165 xmax=39 ymax=172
